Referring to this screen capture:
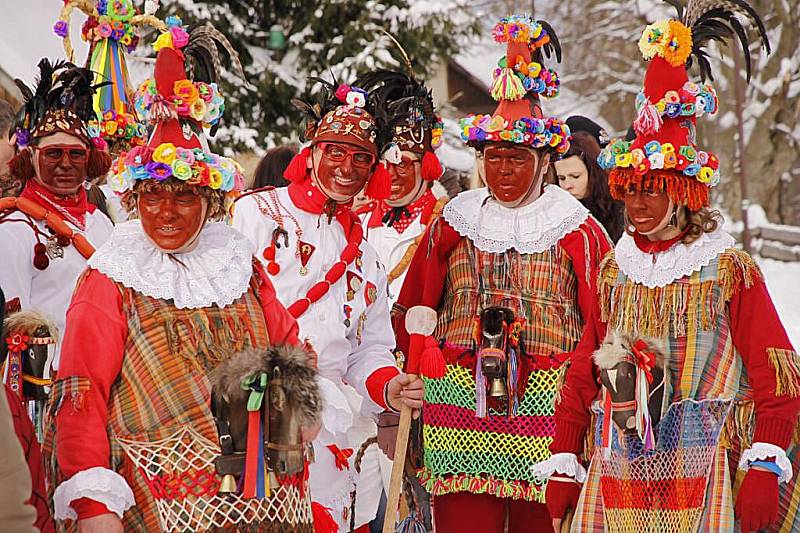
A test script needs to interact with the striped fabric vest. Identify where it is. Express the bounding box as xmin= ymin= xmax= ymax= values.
xmin=420 ymin=237 xmax=583 ymax=503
